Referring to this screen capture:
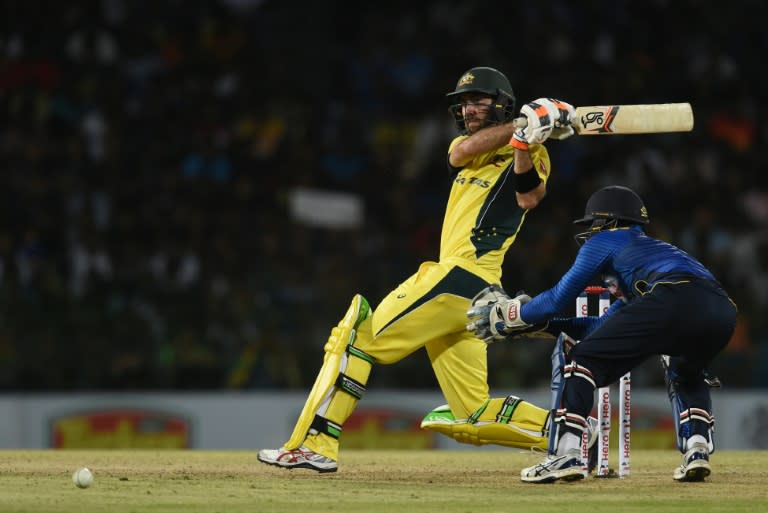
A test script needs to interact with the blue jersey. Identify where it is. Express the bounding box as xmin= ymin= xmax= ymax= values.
xmin=522 ymin=225 xmax=714 ymax=325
